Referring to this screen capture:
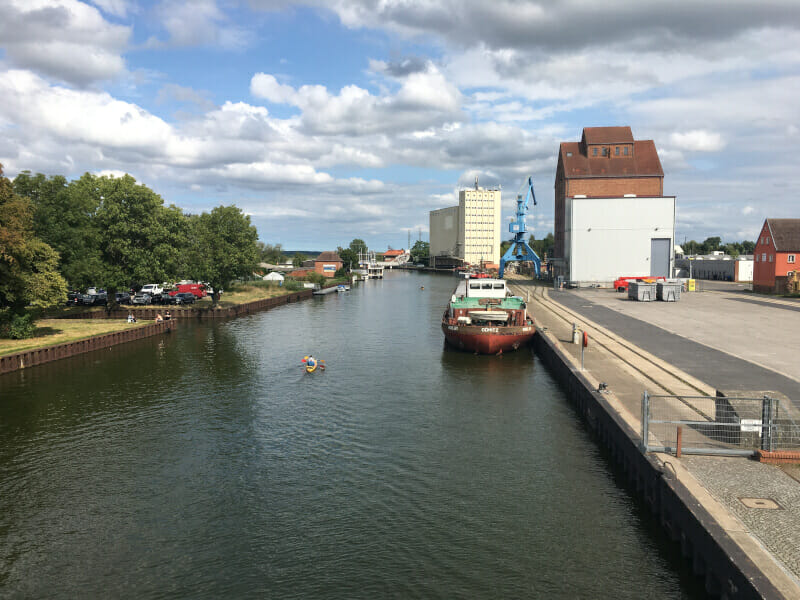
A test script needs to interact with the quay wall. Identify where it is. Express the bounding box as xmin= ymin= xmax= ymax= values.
xmin=532 ymin=330 xmax=784 ymax=599
xmin=3 ymin=290 xmax=317 ymax=376
xmin=0 ymin=321 xmax=175 ymax=376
